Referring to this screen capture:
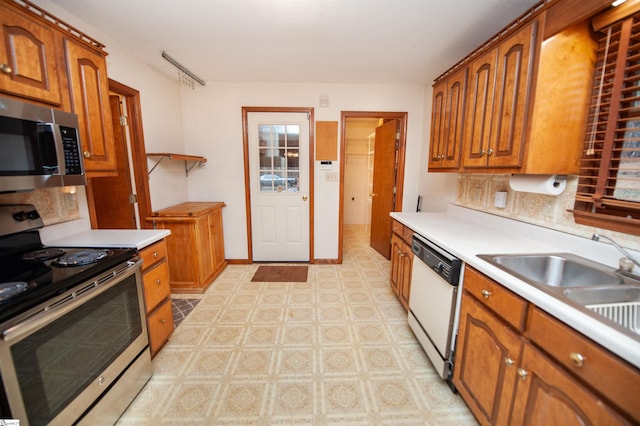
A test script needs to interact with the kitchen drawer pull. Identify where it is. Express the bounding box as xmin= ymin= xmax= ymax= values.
xmin=504 ymin=357 xmax=514 ymax=367
xmin=160 ymin=318 xmax=166 ymax=324
xmin=569 ymin=352 xmax=585 ymax=368
xmin=153 ymin=252 xmax=159 ymax=258
xmin=517 ymin=368 xmax=528 ymax=380
xmin=155 ymin=279 xmax=161 ymax=285
xmin=481 ymin=289 xmax=492 ymax=299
